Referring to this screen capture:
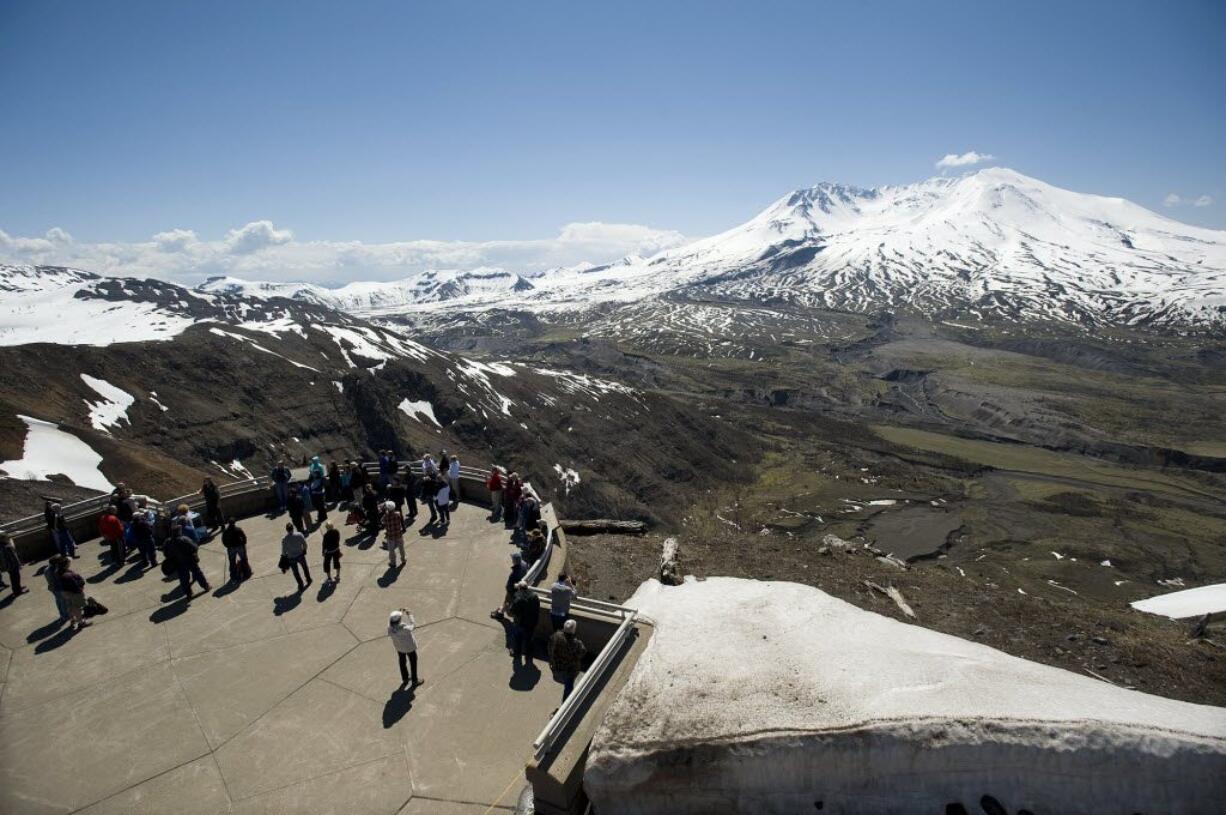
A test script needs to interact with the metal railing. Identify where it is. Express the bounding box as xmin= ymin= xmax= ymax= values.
xmin=529 ymin=593 xmax=639 ymax=760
